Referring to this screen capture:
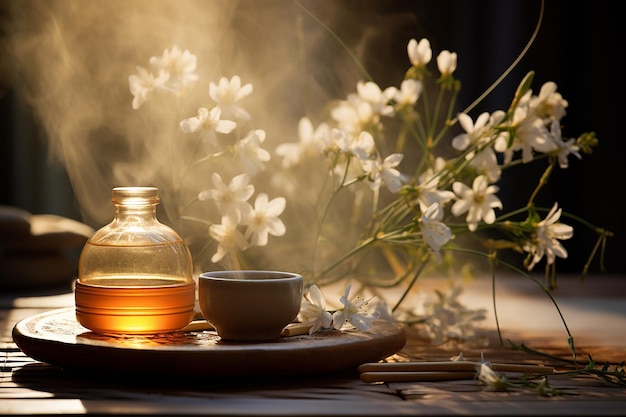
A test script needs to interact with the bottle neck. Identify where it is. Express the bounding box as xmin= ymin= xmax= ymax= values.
xmin=114 ymin=204 xmax=158 ymax=222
